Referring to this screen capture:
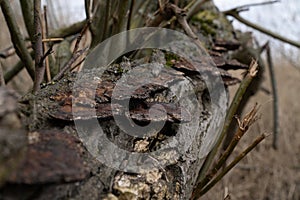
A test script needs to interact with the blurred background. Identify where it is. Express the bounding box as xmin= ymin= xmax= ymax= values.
xmin=0 ymin=0 xmax=299 ymax=199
